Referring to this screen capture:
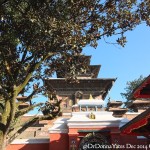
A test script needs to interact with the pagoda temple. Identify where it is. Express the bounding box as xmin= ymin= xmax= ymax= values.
xmin=106 ymin=100 xmax=128 ymax=117
xmin=6 ymin=57 xmax=150 ymax=150
xmin=45 ymin=56 xmax=148 ymax=150
xmin=44 ymin=56 xmax=116 ymax=113
xmin=125 ymin=75 xmax=150 ymax=113
xmin=121 ymin=75 xmax=150 ymax=140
